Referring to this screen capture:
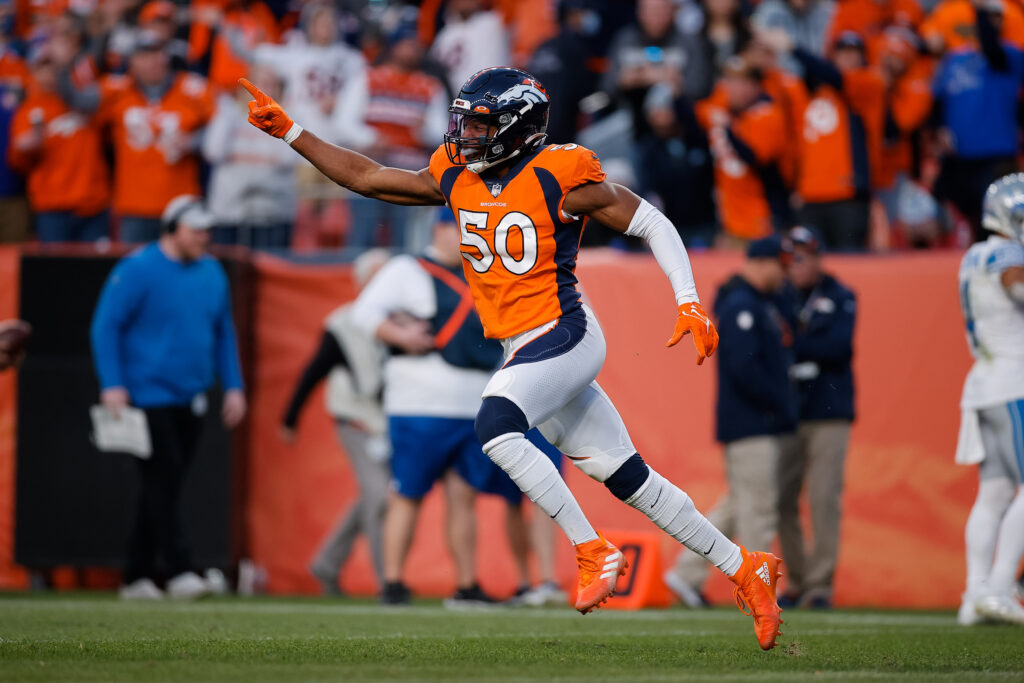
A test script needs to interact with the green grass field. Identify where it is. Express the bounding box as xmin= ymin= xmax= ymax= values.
xmin=1 ymin=594 xmax=1022 ymax=682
